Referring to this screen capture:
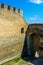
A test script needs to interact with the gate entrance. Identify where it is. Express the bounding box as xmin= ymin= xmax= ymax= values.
xmin=28 ymin=33 xmax=40 ymax=57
